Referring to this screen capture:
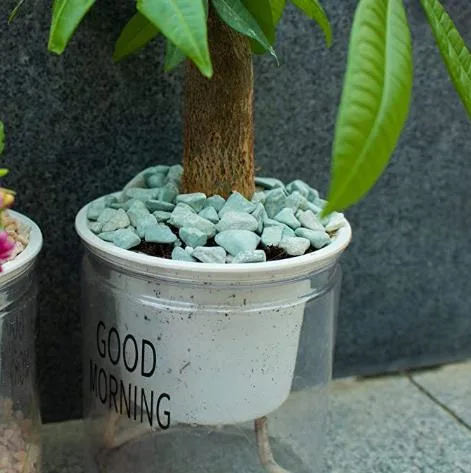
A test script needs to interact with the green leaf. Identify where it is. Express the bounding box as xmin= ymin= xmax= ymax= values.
xmin=9 ymin=0 xmax=26 ymax=23
xmin=165 ymin=40 xmax=187 ymax=71
xmin=113 ymin=13 xmax=159 ymax=62
xmin=48 ymin=0 xmax=96 ymax=54
xmin=324 ymin=0 xmax=413 ymax=214
xmin=0 ymin=122 xmax=4 ymax=155
xmin=0 ymin=169 xmax=9 ymax=178
xmin=137 ymin=0 xmax=212 ymax=78
xmin=212 ymin=0 xmax=278 ymax=62
xmin=269 ymin=0 xmax=286 ymax=25
xmin=241 ymin=0 xmax=276 ymax=54
xmin=420 ymin=0 xmax=471 ymax=118
xmin=291 ymin=0 xmax=332 ymax=47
